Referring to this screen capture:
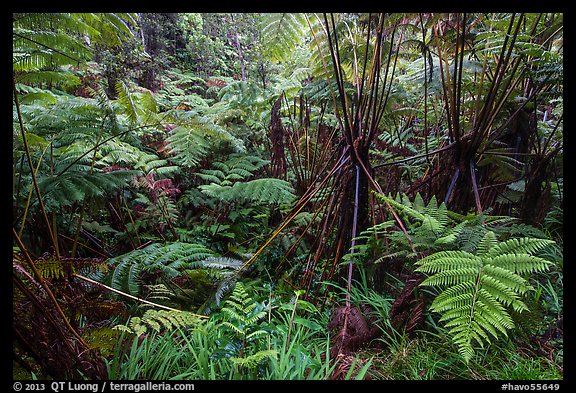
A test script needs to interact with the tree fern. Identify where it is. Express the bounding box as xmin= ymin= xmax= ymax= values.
xmin=195 ymin=153 xmax=295 ymax=207
xmin=371 ymin=192 xmax=530 ymax=259
xmin=13 ymin=13 xmax=137 ymax=79
xmin=200 ymin=178 xmax=295 ymax=206
xmin=415 ymin=231 xmax=555 ymax=363
xmin=220 ymin=282 xmax=267 ymax=335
